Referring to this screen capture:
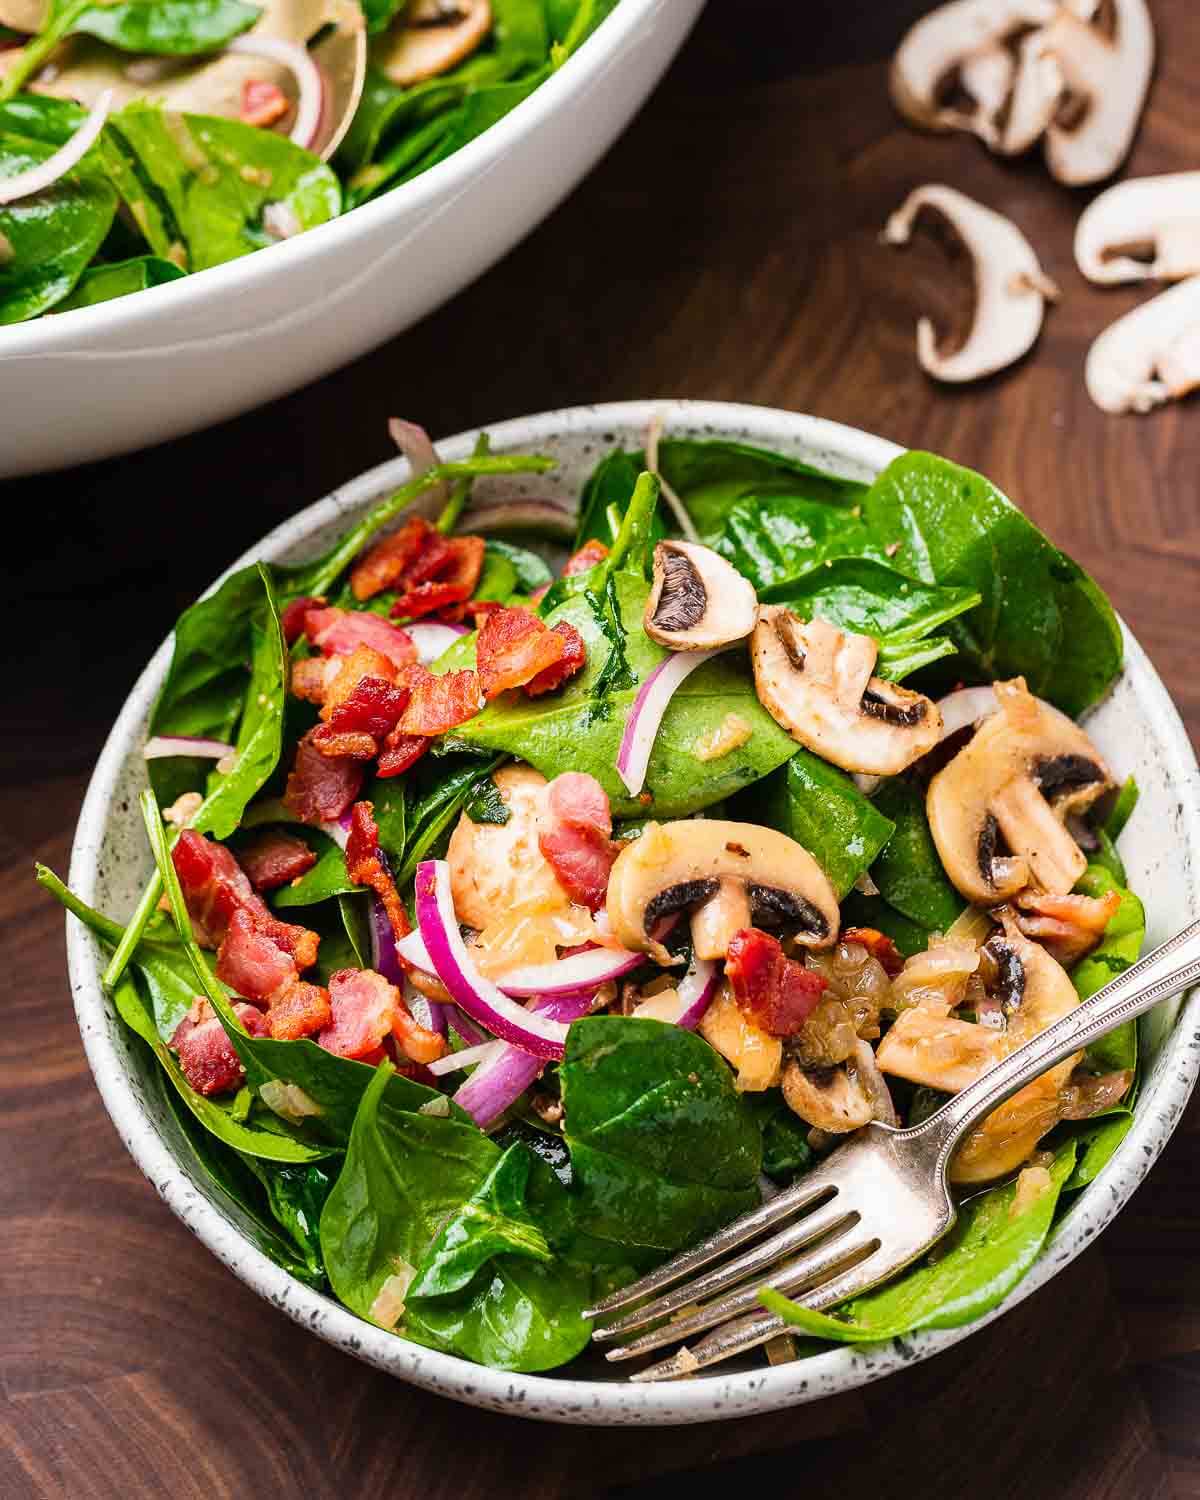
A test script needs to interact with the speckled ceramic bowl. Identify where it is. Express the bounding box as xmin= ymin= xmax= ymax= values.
xmin=66 ymin=401 xmax=1200 ymax=1425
